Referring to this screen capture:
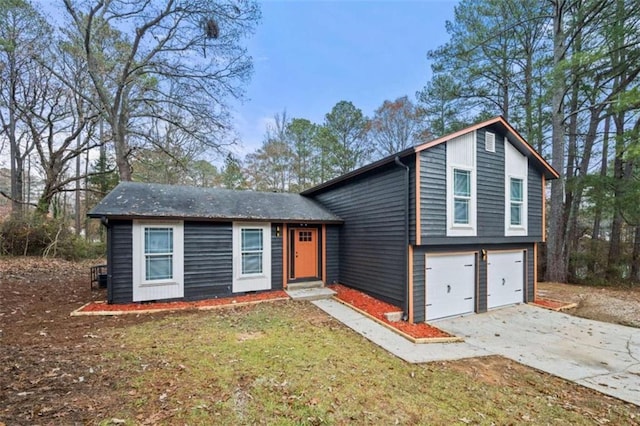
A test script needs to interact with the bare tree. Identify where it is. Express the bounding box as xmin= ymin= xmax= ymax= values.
xmin=60 ymin=0 xmax=260 ymax=181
